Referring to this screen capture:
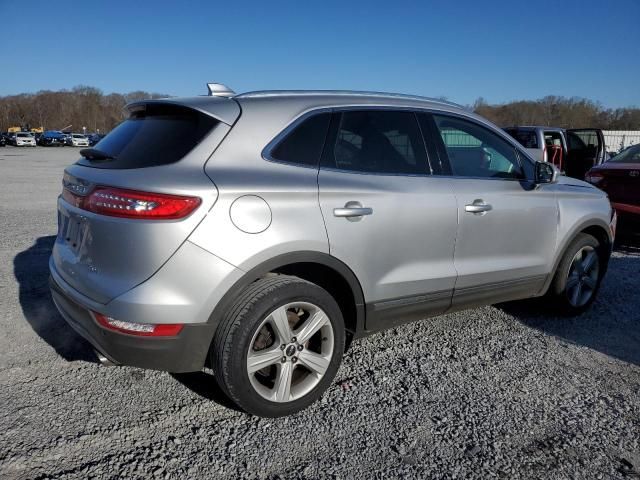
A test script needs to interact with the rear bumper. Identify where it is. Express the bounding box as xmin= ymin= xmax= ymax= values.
xmin=49 ymin=273 xmax=215 ymax=372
